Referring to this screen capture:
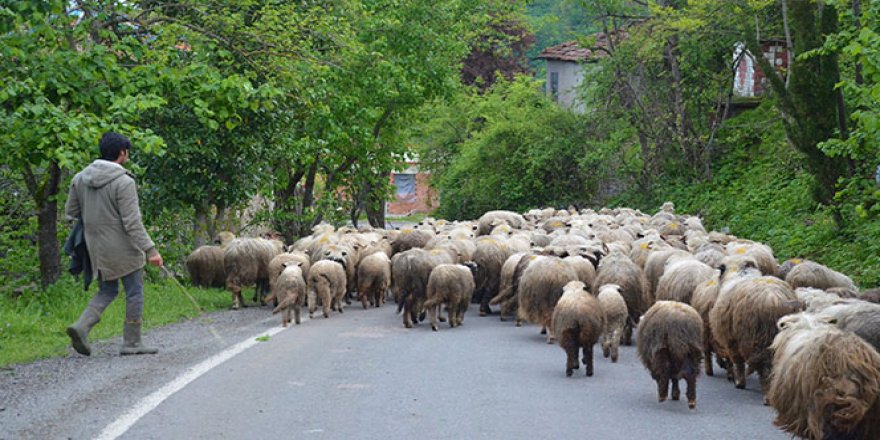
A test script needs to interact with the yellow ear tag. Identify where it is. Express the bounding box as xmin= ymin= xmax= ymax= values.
xmin=402 ymin=229 xmax=412 ymax=234
xmin=551 ymin=222 xmax=562 ymax=228
xmin=791 ymin=258 xmax=802 ymax=264
xmin=640 ymin=243 xmax=649 ymax=250
xmin=736 ymin=248 xmax=746 ymax=254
